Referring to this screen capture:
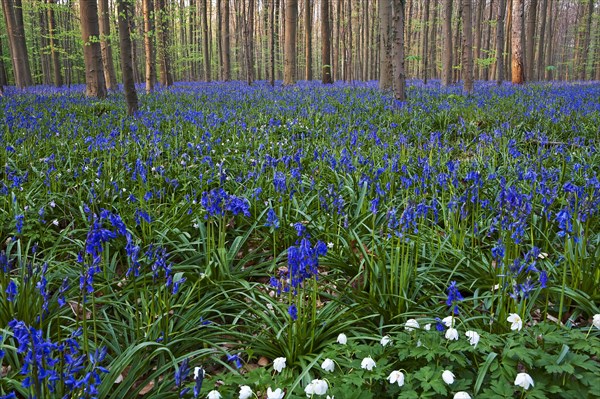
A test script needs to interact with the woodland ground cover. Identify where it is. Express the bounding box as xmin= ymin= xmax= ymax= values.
xmin=0 ymin=80 xmax=599 ymax=399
